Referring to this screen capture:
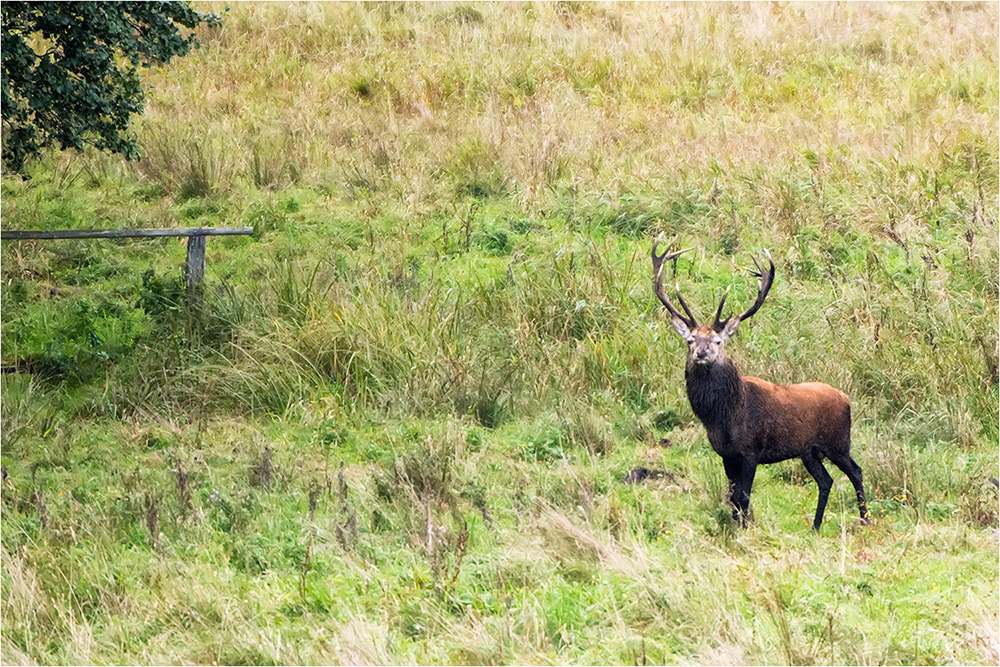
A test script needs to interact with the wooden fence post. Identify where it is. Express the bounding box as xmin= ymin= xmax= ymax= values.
xmin=185 ymin=233 xmax=207 ymax=310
